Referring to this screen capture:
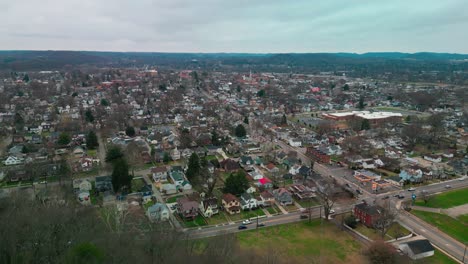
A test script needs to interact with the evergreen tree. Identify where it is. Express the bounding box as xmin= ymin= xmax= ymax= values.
xmin=22 ymin=74 xmax=30 ymax=83
xmin=111 ymin=158 xmax=132 ymax=192
xmin=361 ymin=119 xmax=371 ymax=130
xmin=58 ymin=132 xmax=71 ymax=145
xmin=257 ymin=89 xmax=265 ymax=97
xmin=281 ymin=114 xmax=287 ymax=125
xmin=125 ymin=126 xmax=136 ymax=137
xmin=163 ymin=152 xmax=171 ymax=163
xmin=243 ymin=116 xmax=249 ymax=125
xmin=235 ymin=124 xmax=247 ymax=138
xmin=86 ymin=131 xmax=99 ymax=150
xmin=100 ymin=99 xmax=109 ymax=106
xmin=211 ymin=130 xmax=219 ymax=146
xmin=358 ymin=96 xmax=365 ymax=110
xmin=186 ymin=153 xmax=200 ymax=181
xmin=342 ymin=84 xmax=349 ymax=91
xmin=106 ymin=146 xmax=124 ymax=163
xmin=85 ymin=109 xmax=94 ymax=123
xmin=14 ymin=113 xmax=24 ymax=132
xmin=223 ymin=171 xmax=249 ymax=195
